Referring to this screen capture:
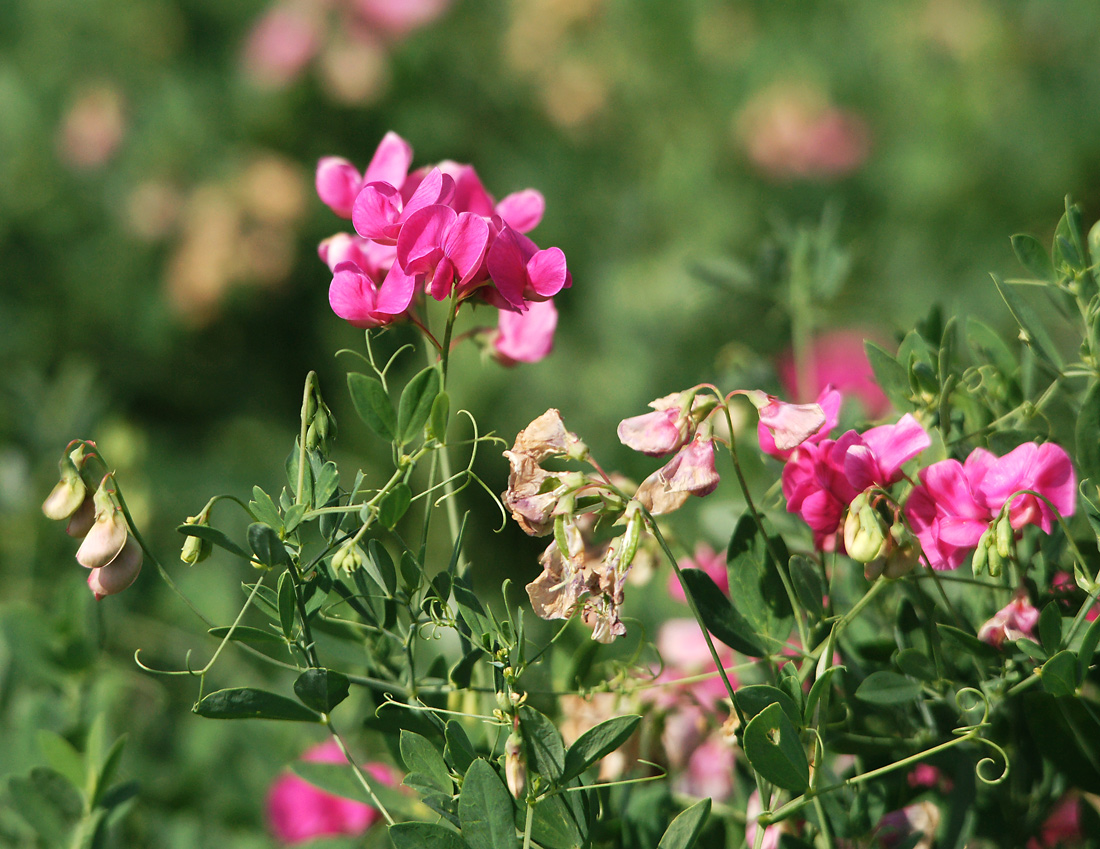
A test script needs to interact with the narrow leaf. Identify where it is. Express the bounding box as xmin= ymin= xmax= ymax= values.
xmin=519 ymin=706 xmax=565 ymax=781
xmin=992 ymin=273 xmax=1064 ymax=371
xmin=1076 ymin=381 xmax=1100 ymax=486
xmin=561 ymin=715 xmax=641 ymax=783
xmin=248 ymin=522 xmax=289 ymax=568
xmin=1041 ymin=650 xmax=1078 ymax=697
xmin=854 ymin=671 xmax=922 ymax=705
xmin=742 ymin=703 xmax=809 ymax=793
xmin=429 ymin=391 xmax=451 ymax=443
xmin=397 ymin=366 xmax=441 ymax=445
xmin=193 ymin=687 xmax=320 ymax=722
xmin=1011 ymin=234 xmax=1056 ymax=282
xmin=293 ymin=668 xmax=350 ymax=714
xmin=208 ymin=625 xmax=282 ymax=644
xmin=865 ymin=341 xmax=912 ymax=410
xmin=277 ymin=571 xmax=296 ymax=640
xmin=657 ymin=798 xmax=711 ymax=849
xmin=366 ymin=539 xmax=397 ymax=596
xmin=1039 ymin=602 xmax=1064 ymax=654
xmin=680 ymin=568 xmax=764 ymax=656
xmin=348 ymin=373 xmax=396 ymax=441
xmin=789 ymin=555 xmax=825 ymax=619
xmin=379 ymin=483 xmax=412 ymax=529
xmin=1078 ymin=608 xmax=1100 ymax=683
